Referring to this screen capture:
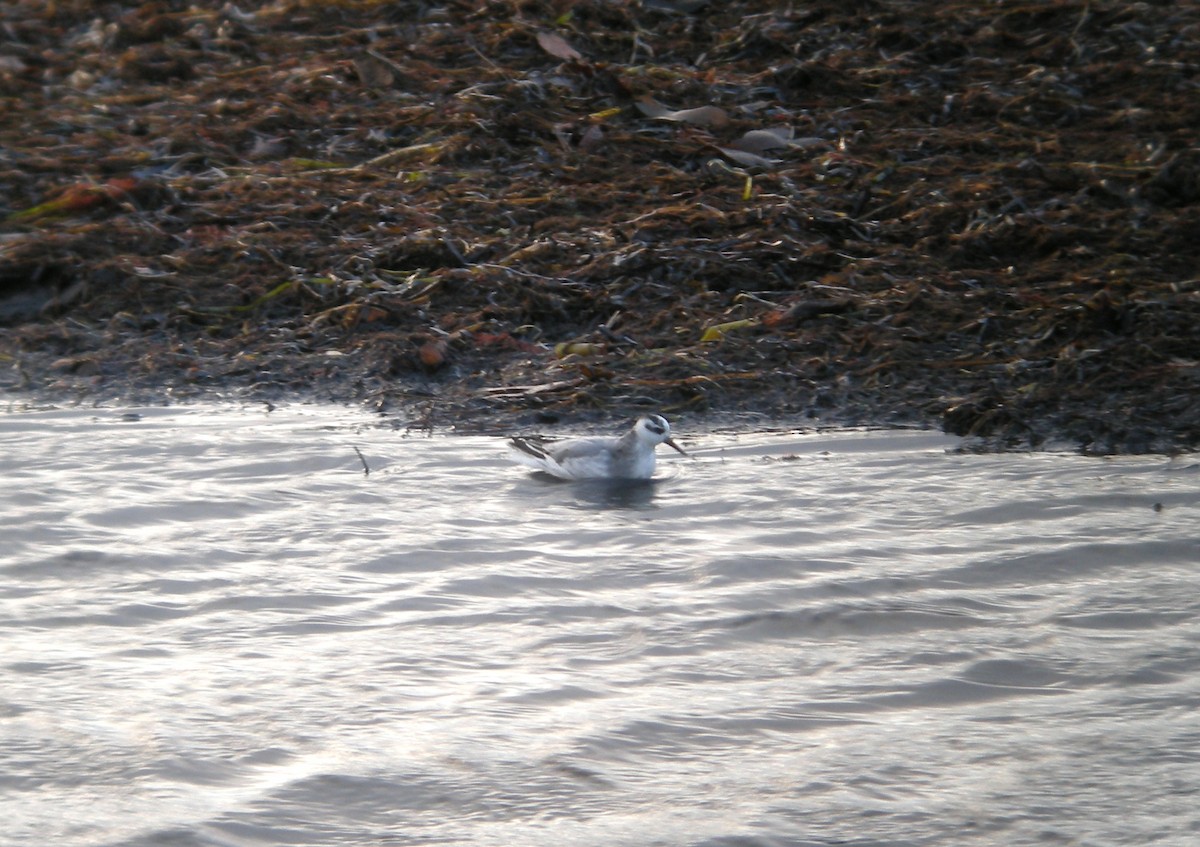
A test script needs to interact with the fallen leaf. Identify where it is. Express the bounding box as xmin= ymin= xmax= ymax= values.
xmin=729 ymin=127 xmax=792 ymax=154
xmin=636 ymin=97 xmax=729 ymax=128
xmin=473 ymin=332 xmax=542 ymax=354
xmin=418 ymin=338 xmax=448 ymax=369
xmin=247 ymin=135 xmax=287 ymax=160
xmin=761 ymin=299 xmax=855 ymax=329
xmin=758 ymin=126 xmax=795 ymax=142
xmin=576 ymin=362 xmax=614 ymax=381
xmin=700 ymin=318 xmax=757 ymax=342
xmin=352 ymin=53 xmax=395 ymax=88
xmin=536 ymin=31 xmax=583 ymax=61
xmin=669 ymin=106 xmax=729 ymax=128
xmin=554 ymin=341 xmax=606 ymax=357
xmin=716 ymin=147 xmax=779 ymax=170
xmin=8 ymin=178 xmax=140 ymax=222
xmin=789 ymin=136 xmax=829 ymax=150
xmin=587 ymin=106 xmax=623 ymax=121
xmin=342 ymin=304 xmax=389 ymax=327
xmin=633 ymin=97 xmax=673 ymax=118
xmin=579 ymin=124 xmax=604 ymax=152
